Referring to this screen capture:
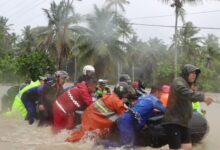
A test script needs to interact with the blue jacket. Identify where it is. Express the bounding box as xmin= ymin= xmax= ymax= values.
xmin=130 ymin=94 xmax=165 ymax=129
xmin=101 ymin=94 xmax=166 ymax=148
xmin=21 ymin=85 xmax=44 ymax=103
